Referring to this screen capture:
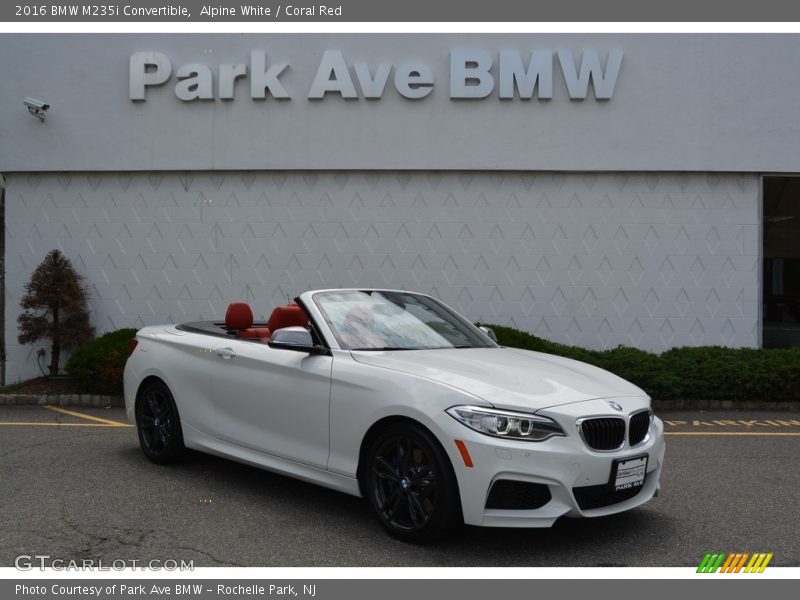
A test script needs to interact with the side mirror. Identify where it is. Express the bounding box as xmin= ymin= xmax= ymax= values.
xmin=478 ymin=326 xmax=498 ymax=343
xmin=268 ymin=327 xmax=329 ymax=355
